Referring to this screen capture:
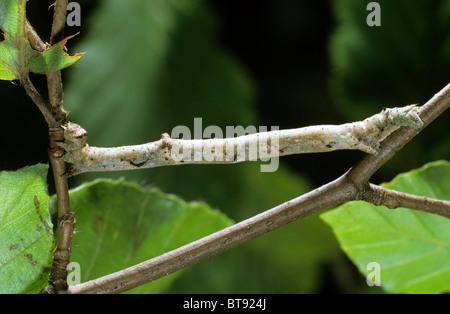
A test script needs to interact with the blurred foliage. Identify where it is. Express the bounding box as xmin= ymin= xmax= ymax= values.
xmin=322 ymin=160 xmax=450 ymax=293
xmin=329 ymin=0 xmax=450 ymax=177
xmin=63 ymin=0 xmax=339 ymax=293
